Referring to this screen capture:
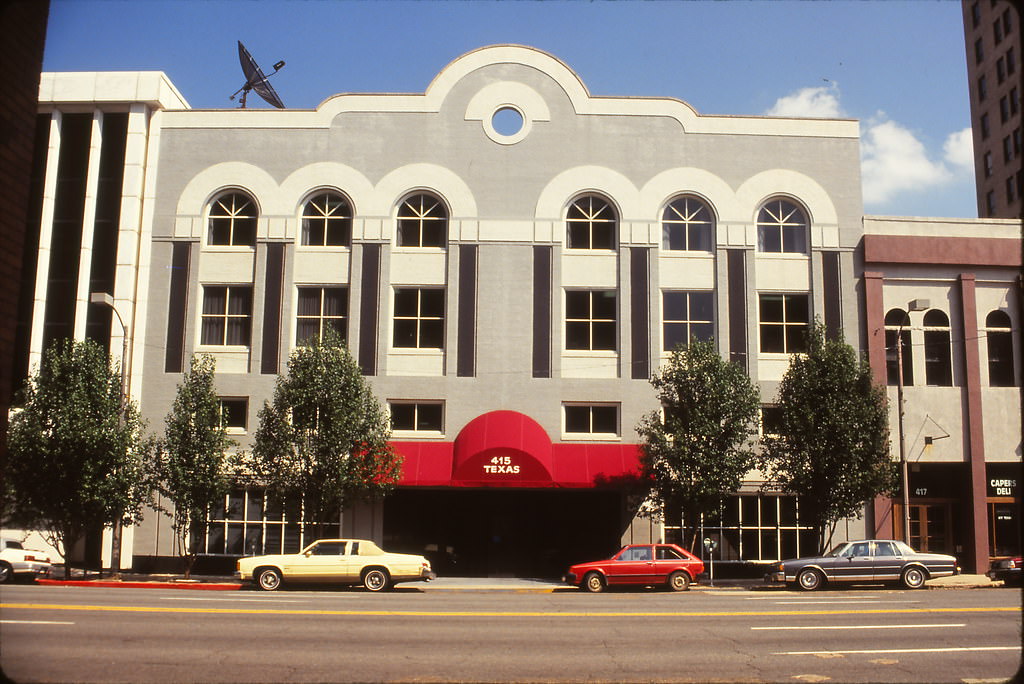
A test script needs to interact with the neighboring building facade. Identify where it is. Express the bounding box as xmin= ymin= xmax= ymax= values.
xmin=12 ymin=45 xmax=1017 ymax=577
xmin=962 ymin=0 xmax=1022 ymax=219
xmin=864 ymin=215 xmax=1022 ymax=574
